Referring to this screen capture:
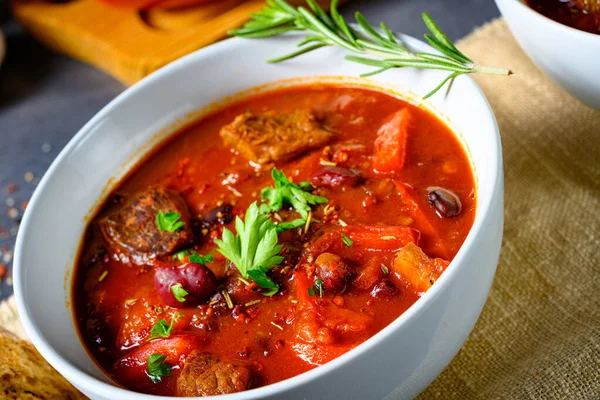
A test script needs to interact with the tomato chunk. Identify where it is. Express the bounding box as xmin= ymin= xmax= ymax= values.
xmin=112 ymin=334 xmax=206 ymax=392
xmin=391 ymin=242 xmax=449 ymax=293
xmin=373 ymin=109 xmax=412 ymax=174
